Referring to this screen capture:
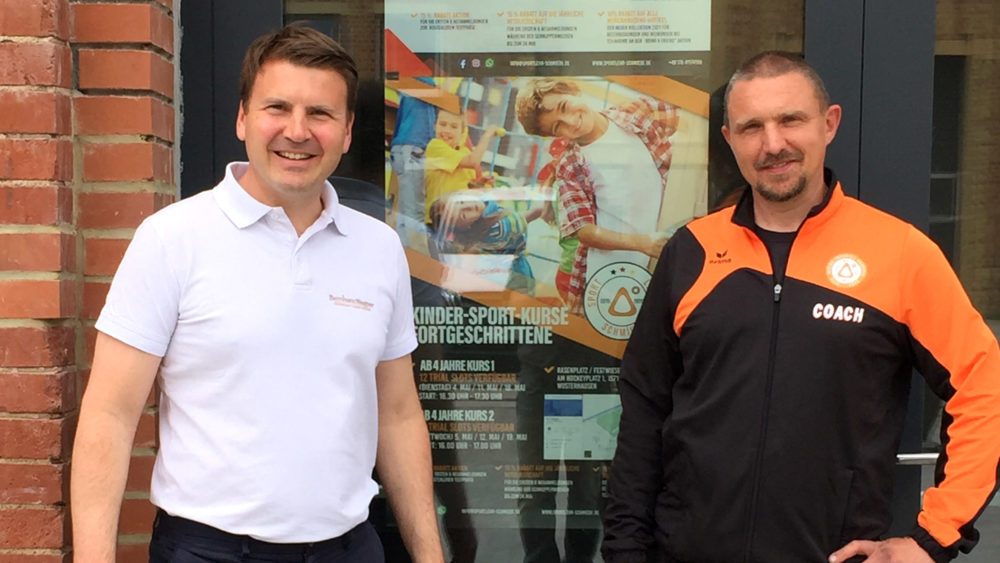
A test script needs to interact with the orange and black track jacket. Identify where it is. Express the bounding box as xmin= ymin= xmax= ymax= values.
xmin=602 ymin=173 xmax=1000 ymax=563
